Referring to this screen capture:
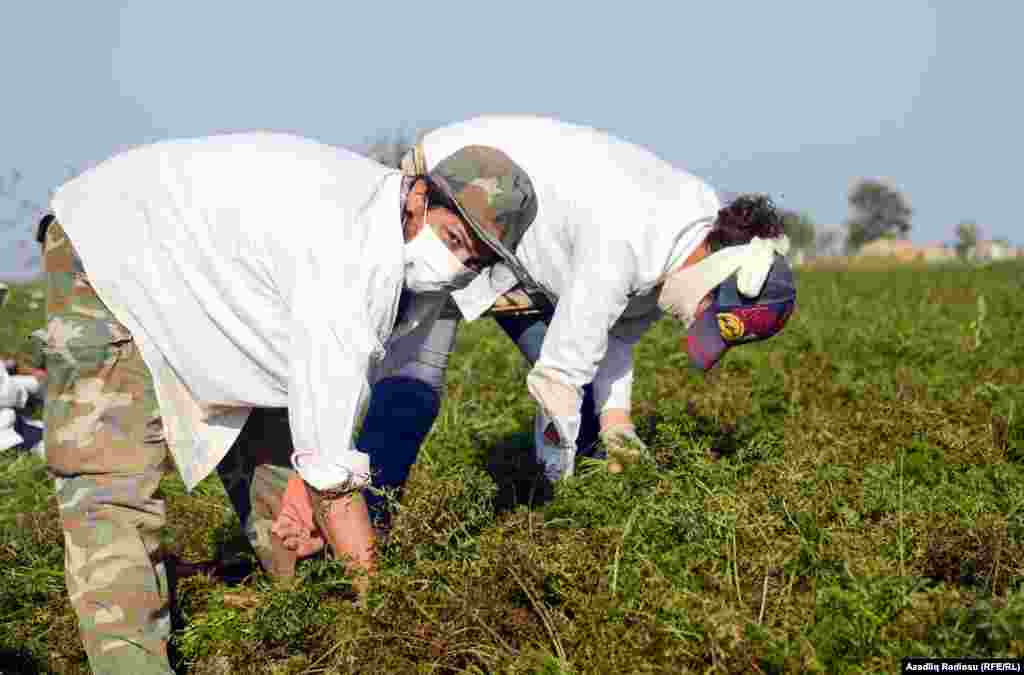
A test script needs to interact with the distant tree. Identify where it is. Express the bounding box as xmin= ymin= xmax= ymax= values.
xmin=360 ymin=126 xmax=428 ymax=170
xmin=816 ymin=228 xmax=840 ymax=257
xmin=954 ymin=221 xmax=979 ymax=260
xmin=0 ymin=170 xmax=36 ymax=232
xmin=780 ymin=210 xmax=816 ymax=254
xmin=0 ymin=169 xmax=47 ymax=272
xmin=1 ymin=166 xmax=78 ymax=273
xmin=844 ymin=179 xmax=913 ymax=253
